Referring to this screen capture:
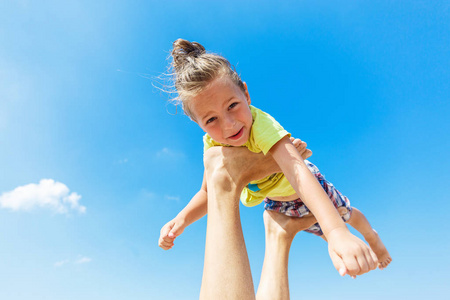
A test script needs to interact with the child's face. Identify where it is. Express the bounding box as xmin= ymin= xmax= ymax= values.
xmin=190 ymin=76 xmax=253 ymax=146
